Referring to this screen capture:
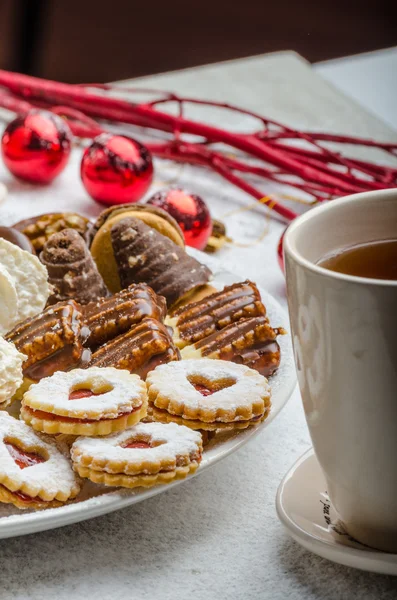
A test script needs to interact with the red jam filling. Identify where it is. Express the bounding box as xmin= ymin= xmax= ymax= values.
xmin=14 ymin=490 xmax=39 ymax=503
xmin=193 ymin=383 xmax=216 ymax=396
xmin=190 ymin=378 xmax=235 ymax=396
xmin=5 ymin=442 xmax=46 ymax=469
xmin=0 ymin=484 xmax=48 ymax=505
xmin=69 ymin=389 xmax=96 ymax=400
xmin=123 ymin=441 xmax=152 ymax=449
xmin=24 ymin=405 xmax=139 ymax=424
